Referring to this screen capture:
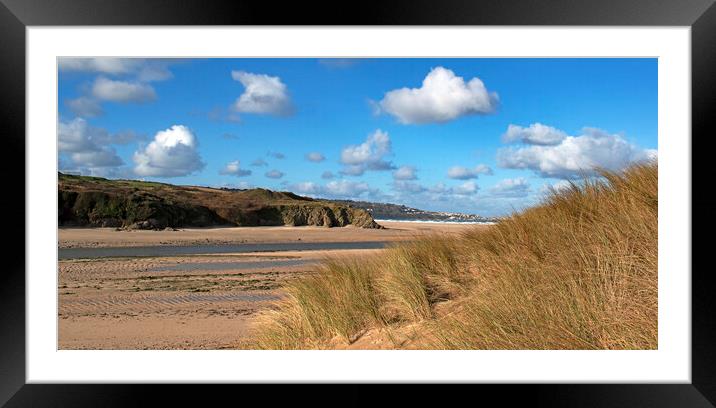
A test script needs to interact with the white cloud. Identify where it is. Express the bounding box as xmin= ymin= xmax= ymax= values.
xmin=58 ymin=58 xmax=174 ymax=82
xmin=321 ymin=171 xmax=335 ymax=179
xmin=66 ymin=96 xmax=104 ymax=118
xmin=325 ymin=180 xmax=374 ymax=196
xmin=393 ymin=165 xmax=418 ymax=180
xmin=490 ymin=178 xmax=531 ymax=198
xmin=289 ymin=179 xmax=379 ymax=199
xmin=474 ymin=164 xmax=493 ymax=175
xmin=135 ymin=61 xmax=174 ymax=82
xmin=453 ymin=180 xmax=480 ymax=195
xmin=502 ymin=123 xmax=567 ymax=145
xmin=306 ymin=152 xmax=325 ymax=162
xmin=340 ymin=129 xmax=395 ymax=176
xmin=390 ymin=179 xmax=479 ymax=197
xmin=292 ymin=181 xmax=323 ymax=195
xmin=377 ymin=67 xmax=498 ymax=124
xmin=265 ymin=169 xmax=285 ymax=179
xmin=447 ymin=164 xmax=493 ymax=180
xmin=58 ymin=118 xmax=124 ymax=169
xmin=386 ymin=180 xmax=544 ymax=217
xmin=498 ymin=126 xmax=657 ymax=178
xmin=219 ymin=160 xmax=251 ymax=177
xmin=58 ymin=118 xmax=106 ymax=153
xmin=428 ymin=183 xmax=449 ymax=194
xmin=231 ymin=71 xmax=293 ymax=116
xmin=133 ymin=125 xmax=204 ymax=177
xmin=60 ymin=60 xmax=174 ymax=118
xmin=339 ymin=165 xmax=368 ymax=176
xmin=552 ymin=180 xmax=573 ymax=192
xmin=92 ymin=77 xmax=156 ymax=103
xmin=251 ymin=158 xmax=268 ymax=167
xmin=539 ymin=180 xmax=574 ymax=196
xmin=58 ymin=118 xmax=139 ymax=151
xmin=59 ymin=58 xmax=139 ymax=75
xmin=69 ymin=150 xmax=123 ymax=168
xmin=268 ymin=151 xmax=286 ymax=159
xmin=392 ymin=180 xmax=427 ymax=193
xmin=318 ymin=59 xmax=361 ymax=69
